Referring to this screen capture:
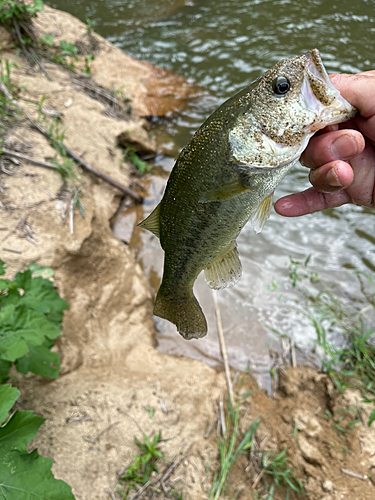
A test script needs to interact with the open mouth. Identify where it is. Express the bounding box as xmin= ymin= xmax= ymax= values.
xmin=301 ymin=49 xmax=355 ymax=128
